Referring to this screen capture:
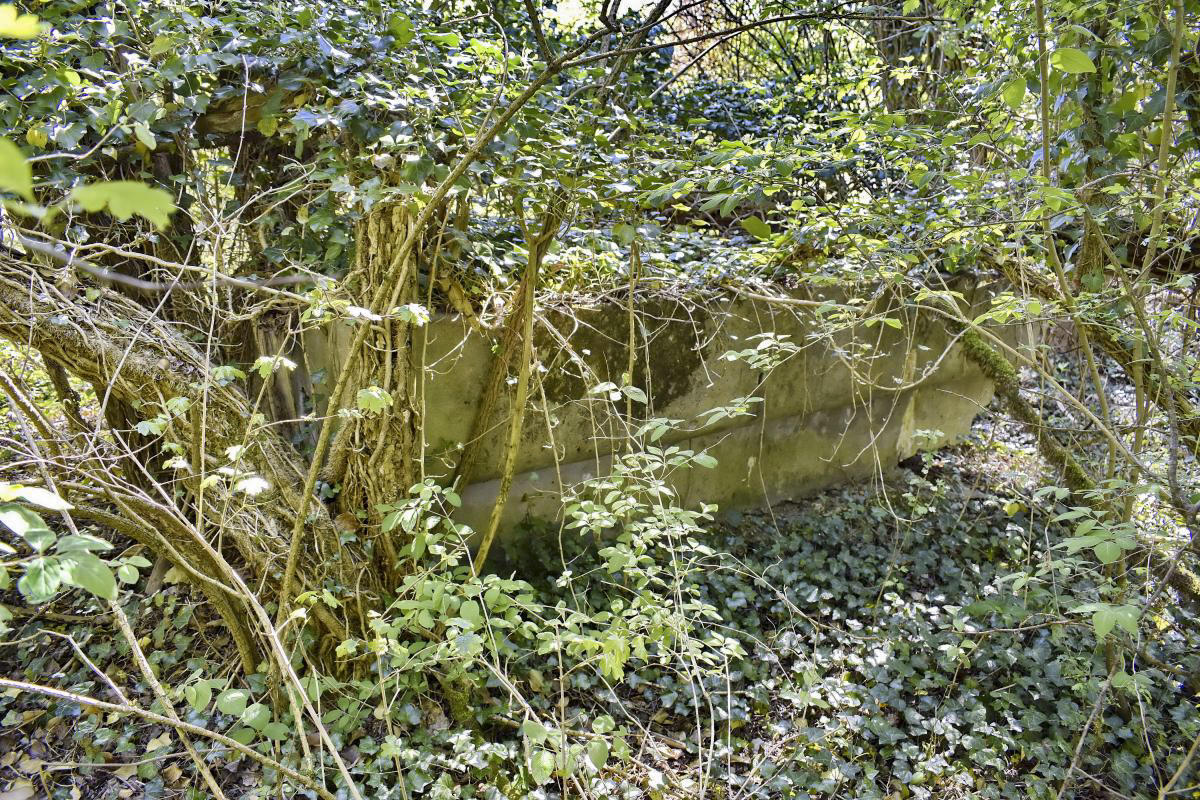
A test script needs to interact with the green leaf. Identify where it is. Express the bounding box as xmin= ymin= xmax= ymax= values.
xmin=228 ymin=727 xmax=255 ymax=745
xmin=216 ymin=688 xmax=249 ymax=716
xmin=388 ymin=12 xmax=414 ymax=46
xmin=356 ymin=386 xmax=393 ymax=414
xmin=521 ymin=719 xmax=550 ymax=746
xmin=1093 ymin=540 xmax=1122 ymax=564
xmin=1001 ymin=78 xmax=1026 ymax=109
xmin=621 ymin=385 xmax=648 ymax=404
xmin=61 ymin=552 xmax=117 ymax=600
xmin=0 ymin=137 xmax=32 ymax=200
xmin=459 ymin=599 xmax=482 ymax=627
xmin=587 ymin=738 xmax=609 ymax=770
xmin=55 ymin=534 xmax=113 ymax=553
xmin=740 ymin=215 xmax=772 ymax=240
xmin=18 ymin=557 xmax=62 ymax=603
xmin=3 ymin=485 xmax=72 ymax=510
xmin=261 ymin=721 xmax=290 ymax=740
xmin=902 ymin=0 xmax=920 ymax=12
xmin=591 ymin=714 xmax=616 ymax=734
xmin=0 ymin=504 xmax=56 ymax=553
xmin=692 ymin=453 xmax=718 ymax=469
xmin=1091 ymin=604 xmax=1139 ymax=641
xmin=184 ymin=682 xmax=212 ymax=713
xmin=71 ymin=181 xmax=176 ymax=229
xmin=241 ymin=702 xmax=271 ymax=731
xmin=252 ymin=355 xmax=297 ymax=379
xmin=133 ymin=122 xmax=156 ymax=151
xmin=0 ymin=5 xmax=39 ymax=38
xmin=529 ymin=748 xmax=556 ymax=785
xmin=1051 ymin=48 xmax=1096 ymax=74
